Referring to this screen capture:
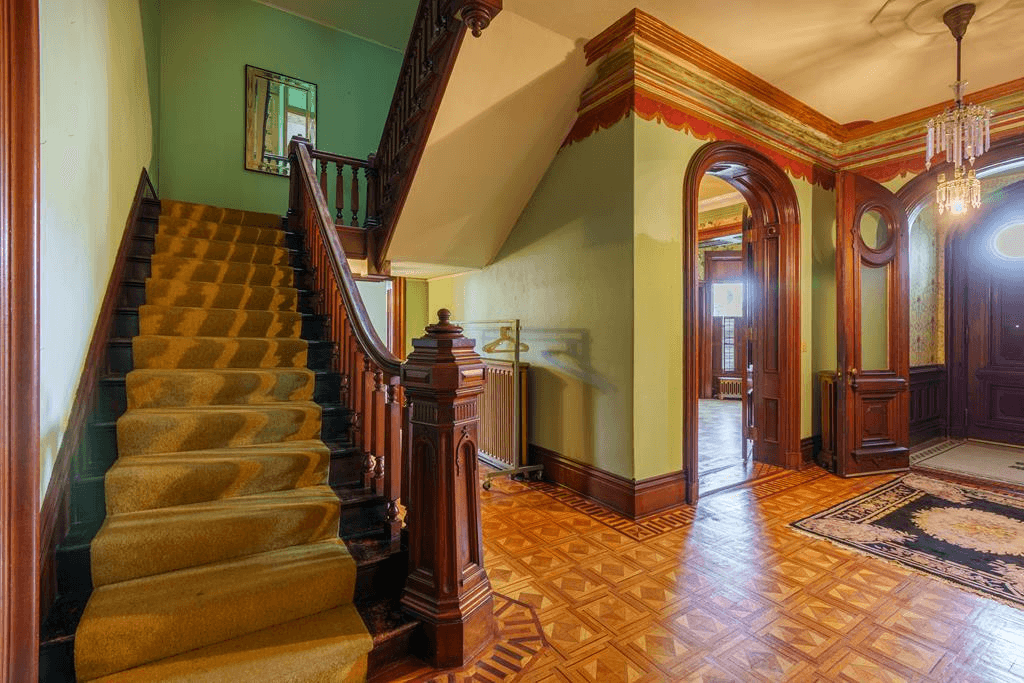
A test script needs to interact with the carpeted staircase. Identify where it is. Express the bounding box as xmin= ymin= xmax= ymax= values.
xmin=73 ymin=200 xmax=373 ymax=681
